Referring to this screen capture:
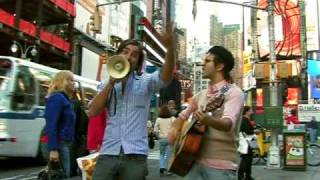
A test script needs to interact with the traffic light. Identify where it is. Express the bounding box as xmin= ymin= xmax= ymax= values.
xmin=89 ymin=8 xmax=102 ymax=33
